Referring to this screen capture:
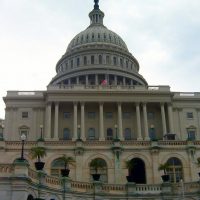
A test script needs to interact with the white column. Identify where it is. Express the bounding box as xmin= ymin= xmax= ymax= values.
xmin=76 ymin=76 xmax=79 ymax=85
xmin=136 ymin=103 xmax=142 ymax=140
xmin=99 ymin=102 xmax=105 ymax=141
xmin=86 ymin=75 xmax=89 ymax=85
xmin=54 ymin=102 xmax=59 ymax=140
xmin=168 ymin=103 xmax=174 ymax=133
xmin=143 ymin=103 xmax=149 ymax=140
xmin=114 ymin=76 xmax=117 ymax=85
xmin=123 ymin=77 xmax=126 ymax=86
xmin=68 ymin=78 xmax=71 ymax=85
xmin=81 ymin=102 xmax=86 ymax=141
xmin=45 ymin=103 xmax=52 ymax=139
xmin=73 ymin=102 xmax=78 ymax=141
xmin=118 ymin=103 xmax=124 ymax=140
xmin=161 ymin=103 xmax=167 ymax=136
xmin=178 ymin=108 xmax=185 ymax=140
xmin=95 ymin=74 xmax=98 ymax=85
